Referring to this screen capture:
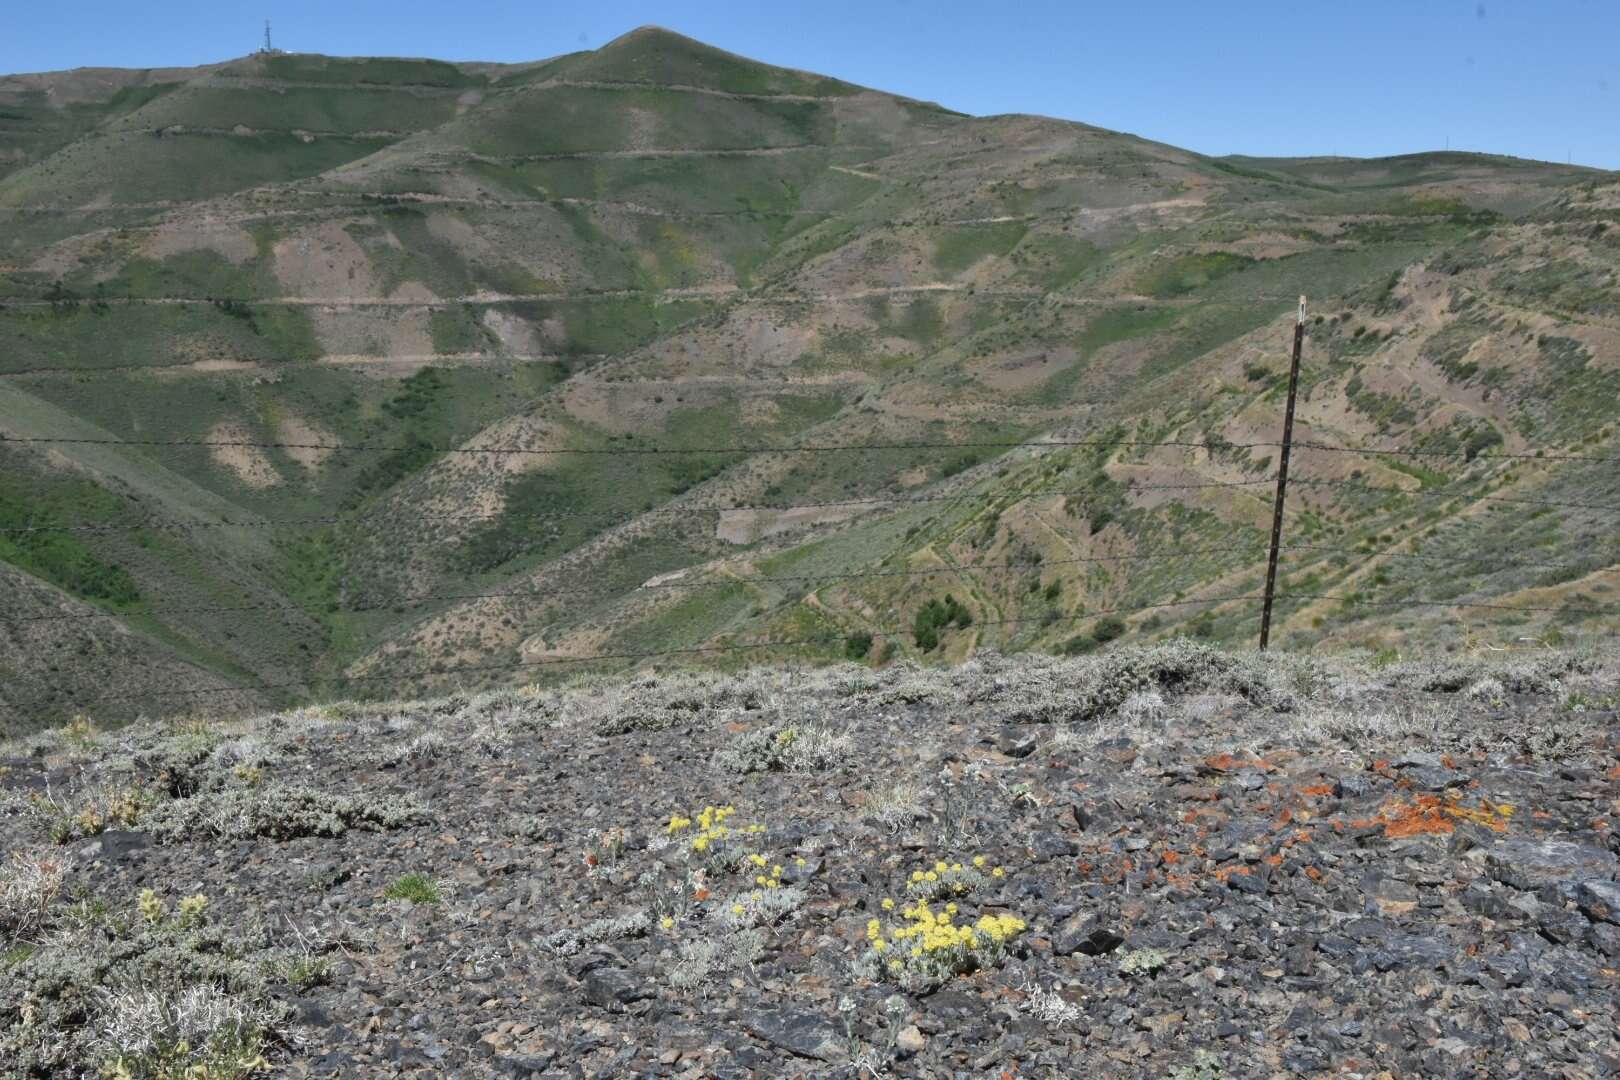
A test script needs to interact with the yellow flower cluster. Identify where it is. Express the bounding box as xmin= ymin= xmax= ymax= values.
xmin=666 ymin=804 xmax=768 ymax=855
xmin=904 ymin=856 xmax=1002 ymax=899
xmin=750 ymin=855 xmax=786 ymax=890
xmin=865 ymin=900 xmax=1028 ymax=968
